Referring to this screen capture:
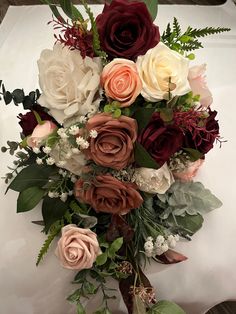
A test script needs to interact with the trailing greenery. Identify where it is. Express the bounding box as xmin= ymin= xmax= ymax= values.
xmin=36 ymin=221 xmax=62 ymax=266
xmin=161 ymin=17 xmax=230 ymax=55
